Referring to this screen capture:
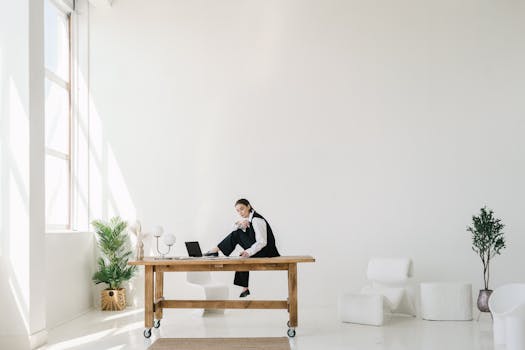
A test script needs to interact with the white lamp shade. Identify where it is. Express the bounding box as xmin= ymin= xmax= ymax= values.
xmin=152 ymin=225 xmax=164 ymax=237
xmin=163 ymin=233 xmax=176 ymax=246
